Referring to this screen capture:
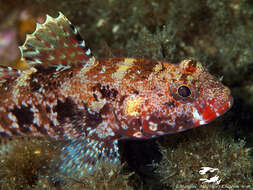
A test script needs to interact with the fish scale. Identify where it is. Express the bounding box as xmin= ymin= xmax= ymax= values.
xmin=0 ymin=12 xmax=233 ymax=178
